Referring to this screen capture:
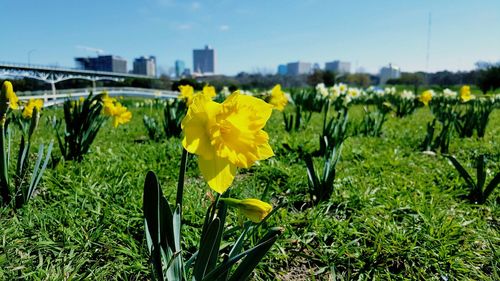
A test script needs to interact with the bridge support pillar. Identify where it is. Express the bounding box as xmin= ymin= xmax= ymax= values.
xmin=51 ymin=81 xmax=56 ymax=101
